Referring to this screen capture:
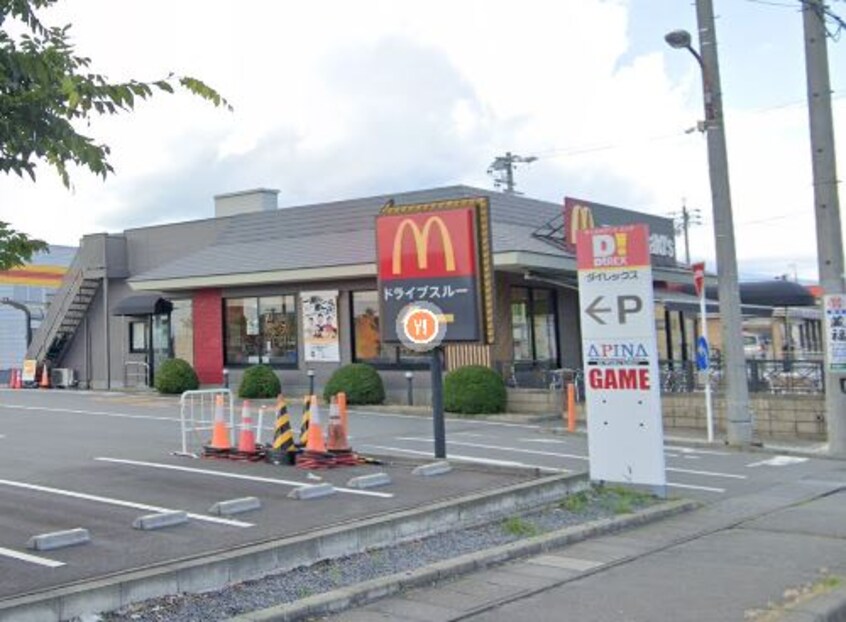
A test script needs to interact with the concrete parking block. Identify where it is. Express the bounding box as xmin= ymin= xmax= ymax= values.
xmin=132 ymin=511 xmax=189 ymax=530
xmin=287 ymin=483 xmax=336 ymax=500
xmin=208 ymin=497 xmax=262 ymax=516
xmin=26 ymin=528 xmax=91 ymax=551
xmin=412 ymin=461 xmax=452 ymax=477
xmin=346 ymin=473 xmax=392 ymax=489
